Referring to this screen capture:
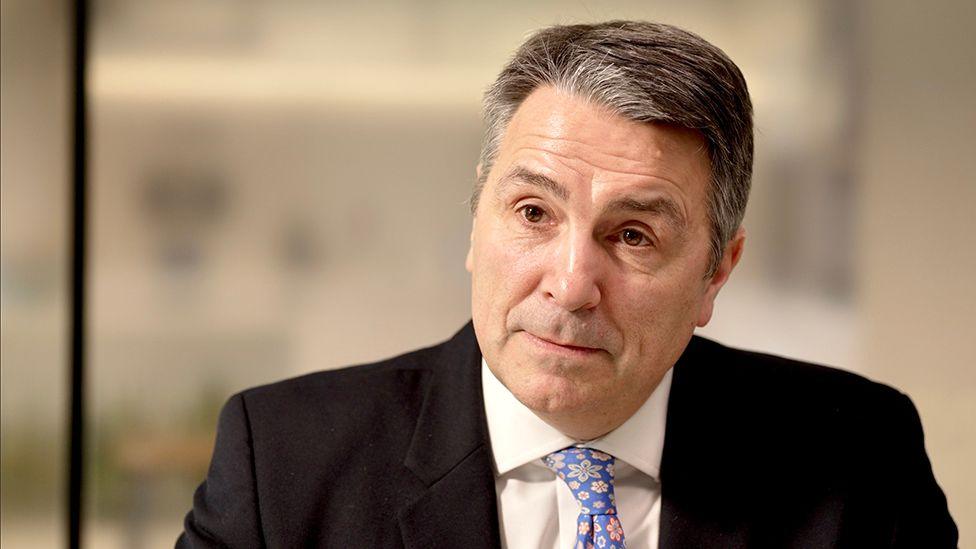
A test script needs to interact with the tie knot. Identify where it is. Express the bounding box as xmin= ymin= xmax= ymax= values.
xmin=543 ymin=447 xmax=617 ymax=516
